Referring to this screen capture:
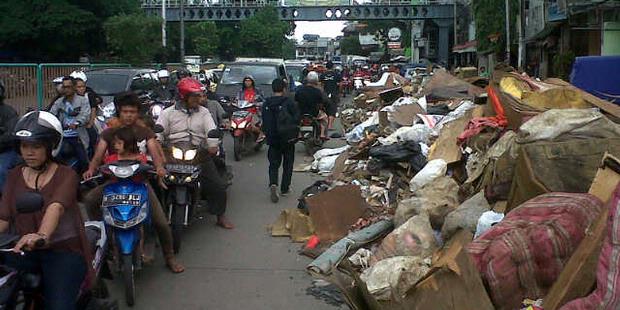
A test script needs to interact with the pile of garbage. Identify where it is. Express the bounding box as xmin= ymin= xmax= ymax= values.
xmin=271 ymin=67 xmax=620 ymax=310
